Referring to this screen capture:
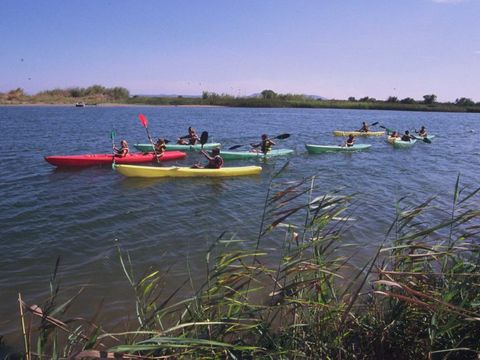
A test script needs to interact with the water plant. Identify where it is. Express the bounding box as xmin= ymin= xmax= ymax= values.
xmin=11 ymin=175 xmax=480 ymax=359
